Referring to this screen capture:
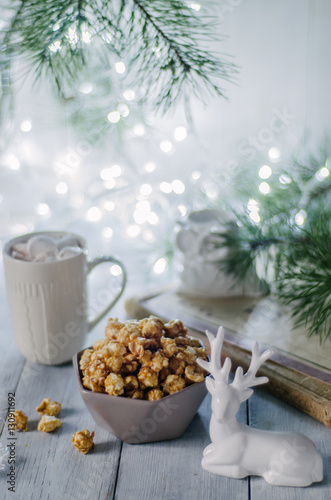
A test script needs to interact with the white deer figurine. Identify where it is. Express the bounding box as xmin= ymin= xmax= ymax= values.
xmin=197 ymin=326 xmax=323 ymax=487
